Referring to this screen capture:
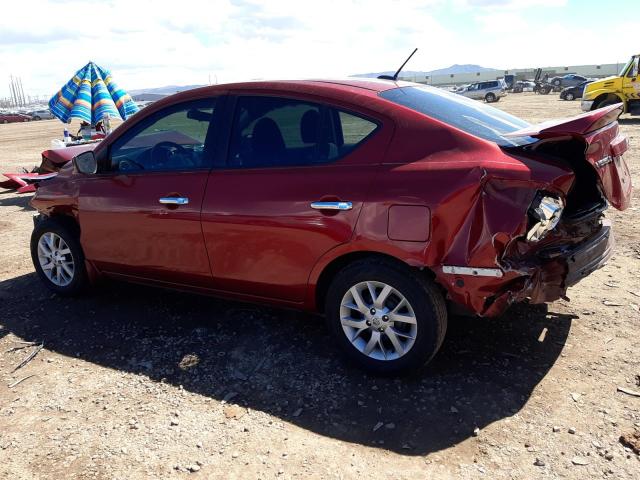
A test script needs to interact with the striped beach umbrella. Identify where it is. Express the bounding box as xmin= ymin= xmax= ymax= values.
xmin=49 ymin=62 xmax=139 ymax=124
